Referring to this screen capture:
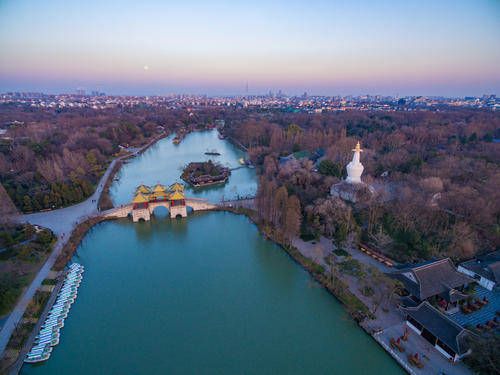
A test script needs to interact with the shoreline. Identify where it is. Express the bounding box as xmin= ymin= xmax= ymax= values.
xmin=98 ymin=132 xmax=169 ymax=210
xmin=5 ymin=131 xmax=409 ymax=374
